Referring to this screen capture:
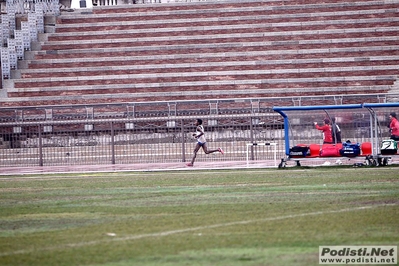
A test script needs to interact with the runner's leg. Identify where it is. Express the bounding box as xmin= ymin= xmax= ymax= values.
xmin=189 ymin=143 xmax=201 ymax=165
